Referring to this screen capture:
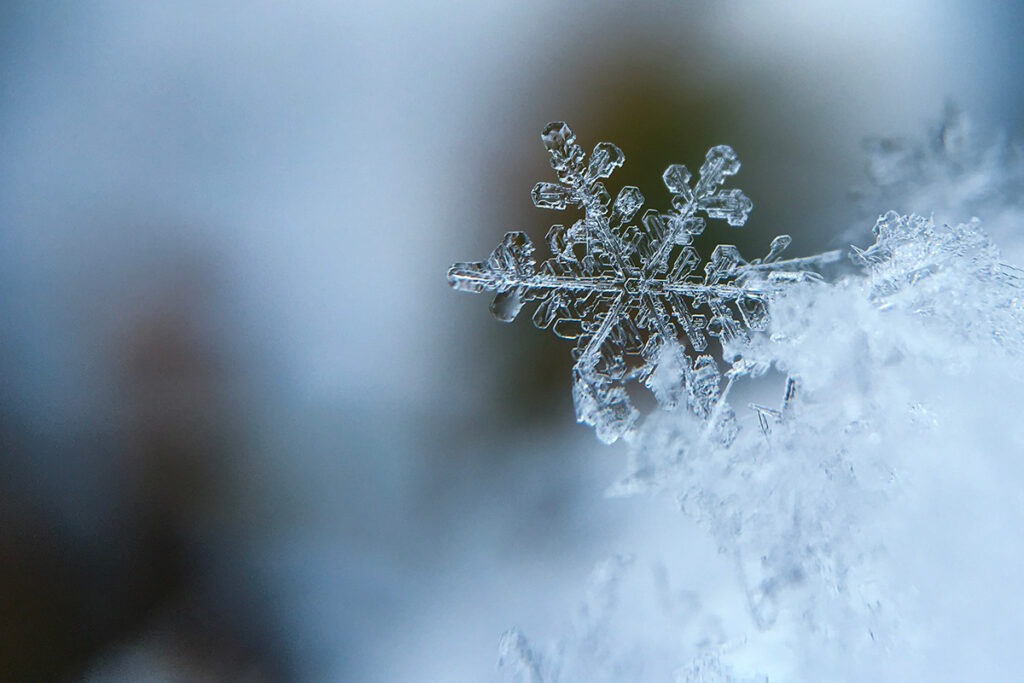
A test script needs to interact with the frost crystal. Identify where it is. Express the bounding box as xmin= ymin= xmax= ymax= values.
xmin=853 ymin=210 xmax=1024 ymax=350
xmin=448 ymin=123 xmax=840 ymax=442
